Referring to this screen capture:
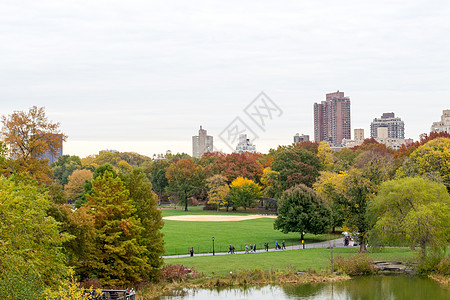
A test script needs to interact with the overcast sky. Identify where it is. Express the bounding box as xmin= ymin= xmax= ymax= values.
xmin=1 ymin=0 xmax=449 ymax=158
